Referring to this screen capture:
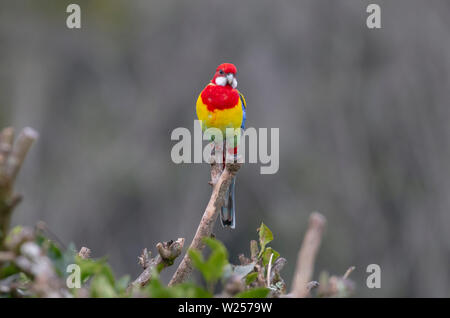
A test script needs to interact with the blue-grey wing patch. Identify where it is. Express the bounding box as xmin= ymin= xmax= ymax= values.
xmin=239 ymin=93 xmax=246 ymax=129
